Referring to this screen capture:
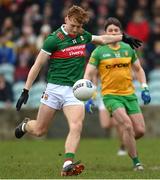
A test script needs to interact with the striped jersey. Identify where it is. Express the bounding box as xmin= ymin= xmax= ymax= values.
xmin=89 ymin=42 xmax=138 ymax=95
xmin=42 ymin=25 xmax=92 ymax=86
